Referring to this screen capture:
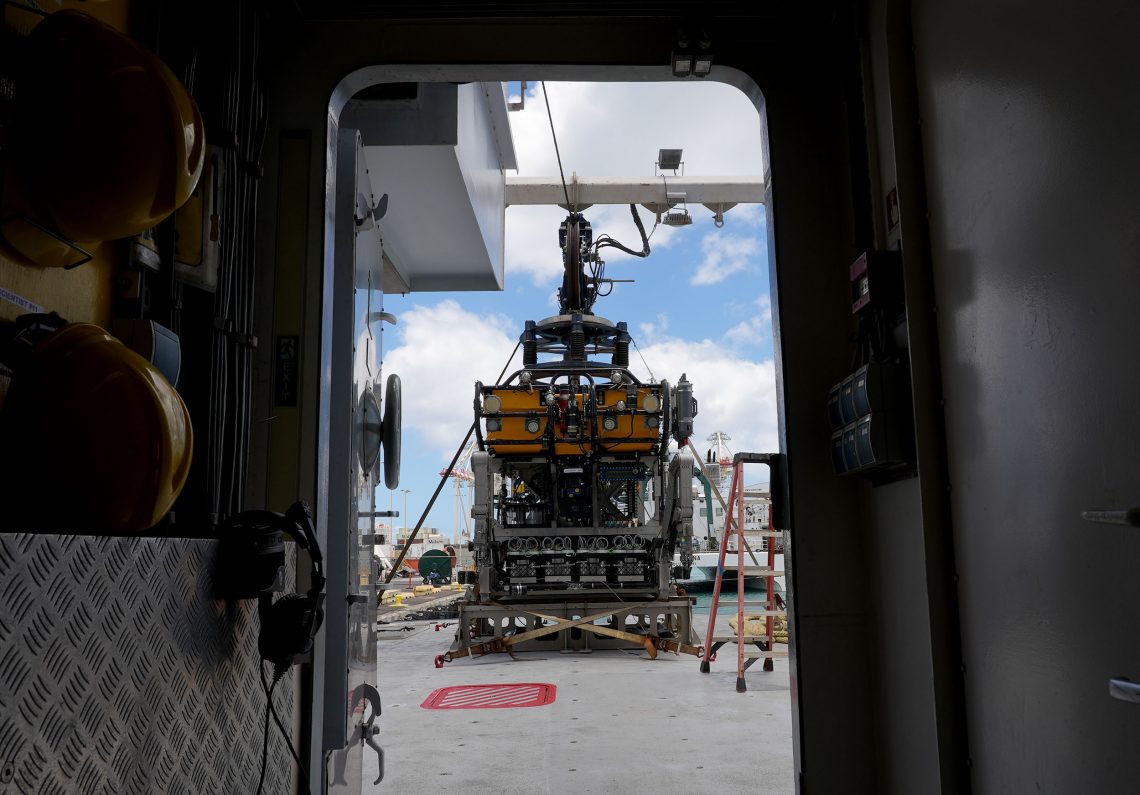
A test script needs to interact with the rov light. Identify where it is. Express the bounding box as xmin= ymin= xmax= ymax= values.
xmin=610 ymin=370 xmax=624 ymax=384
xmin=486 ymin=417 xmax=502 ymax=432
xmin=602 ymin=415 xmax=618 ymax=432
xmin=525 ymin=417 xmax=541 ymax=434
xmin=642 ymin=394 xmax=661 ymax=413
xmin=616 ymin=400 xmax=626 ymax=411
xmin=483 ymin=394 xmax=502 ymax=414
xmin=645 ymin=415 xmax=660 ymax=430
